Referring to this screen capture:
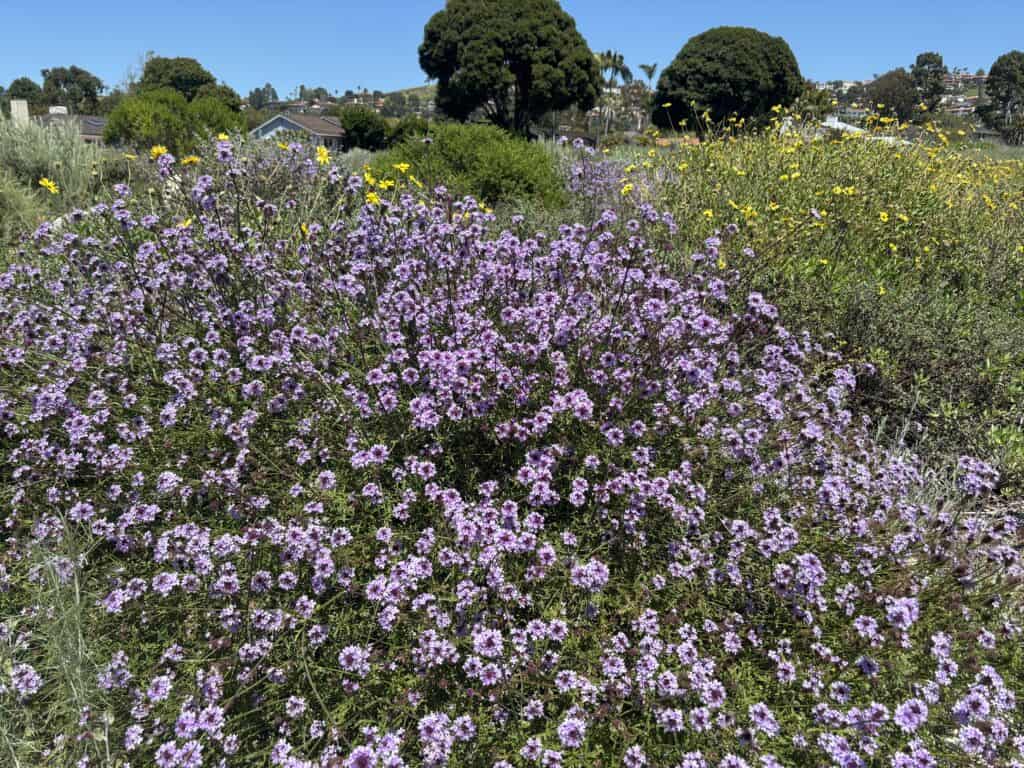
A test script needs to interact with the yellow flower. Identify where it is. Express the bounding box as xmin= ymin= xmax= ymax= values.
xmin=379 ymin=179 xmax=396 ymax=191
xmin=896 ymin=213 xmax=909 ymax=223
xmin=178 ymin=217 xmax=193 ymax=229
xmin=621 ymin=183 xmax=634 ymax=196
xmin=150 ymin=145 xmax=169 ymax=160
xmin=661 ymin=102 xmax=672 ymax=108
xmin=316 ymin=145 xmax=330 ymax=166
xmin=878 ymin=284 xmax=887 ymax=296
xmin=38 ymin=177 xmax=59 ymax=195
xmin=408 ymin=174 xmax=424 ymax=189
xmin=879 ymin=211 xmax=890 ymax=223
xmin=392 ymin=163 xmax=411 ymax=174
xmin=301 ymin=223 xmax=309 ymax=237
xmin=181 ymin=155 xmax=200 ymax=166
xmin=702 ymin=209 xmax=714 ymax=219
xmin=277 ymin=141 xmax=289 ymax=151
xmin=365 ymin=191 xmax=382 ymax=206
xmin=217 ymin=132 xmax=230 ymax=141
